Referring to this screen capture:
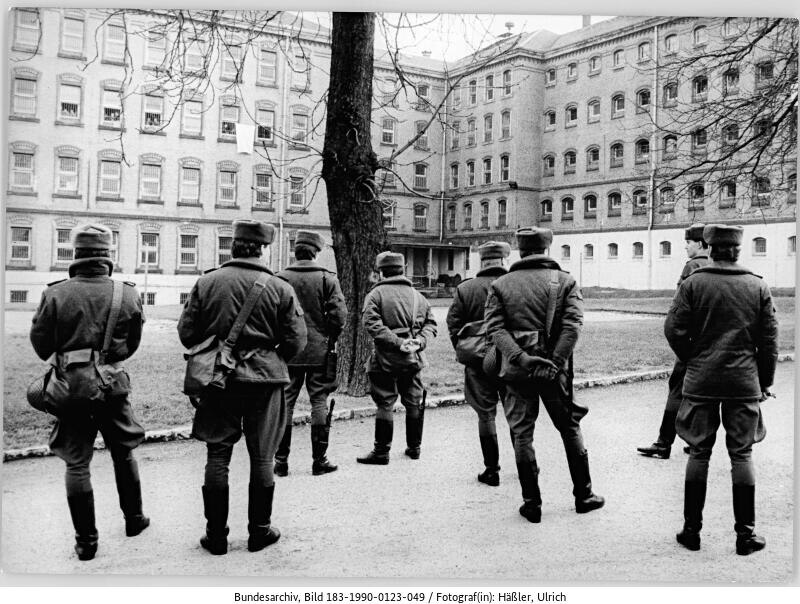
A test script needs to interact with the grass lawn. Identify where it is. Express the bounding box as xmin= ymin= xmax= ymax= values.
xmin=3 ymin=295 xmax=794 ymax=450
